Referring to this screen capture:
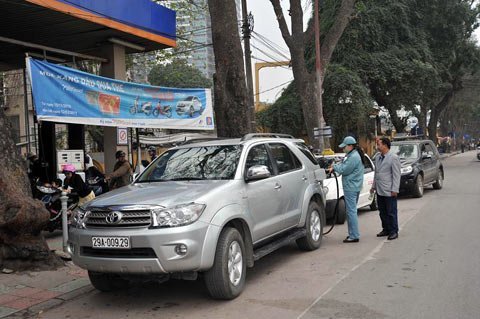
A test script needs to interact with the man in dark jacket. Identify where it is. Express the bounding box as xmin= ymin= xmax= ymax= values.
xmin=106 ymin=151 xmax=132 ymax=189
